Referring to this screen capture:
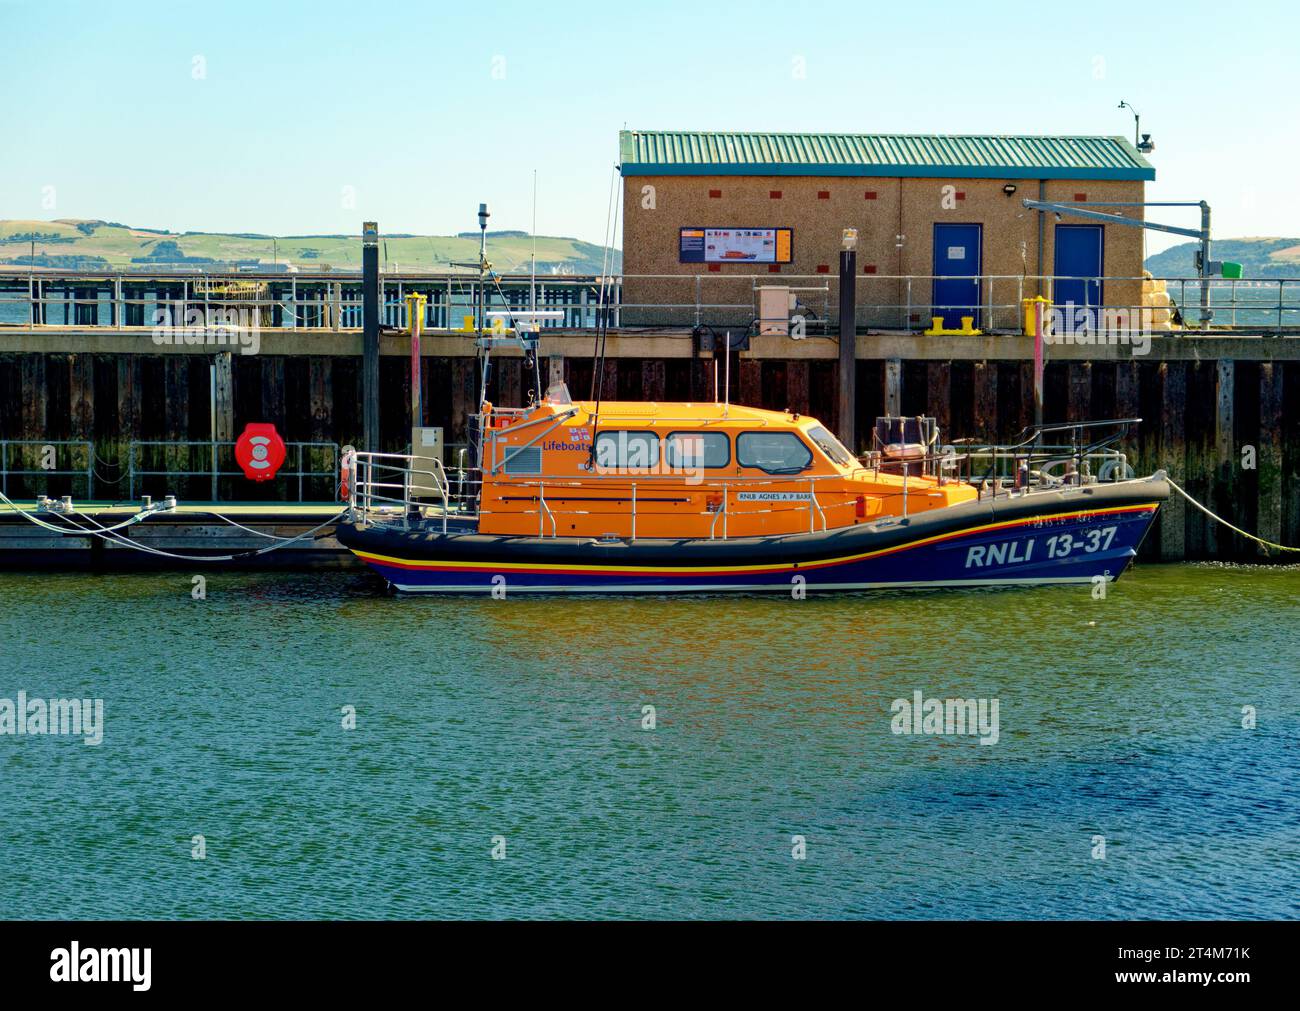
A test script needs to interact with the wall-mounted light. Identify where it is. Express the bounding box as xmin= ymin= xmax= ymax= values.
xmin=1002 ymin=183 xmax=1018 ymax=197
